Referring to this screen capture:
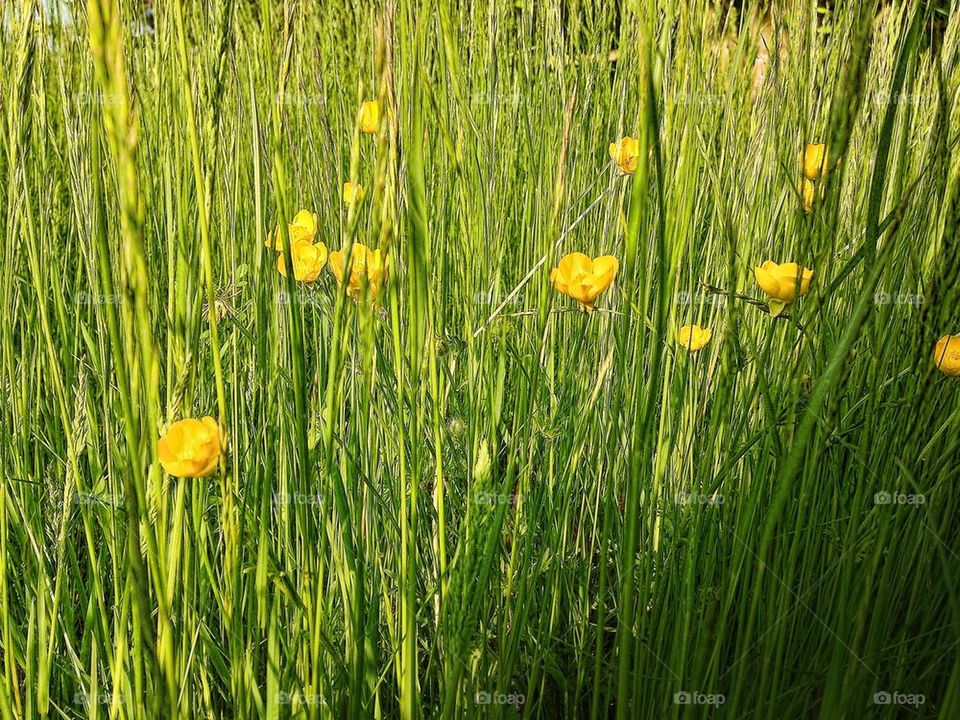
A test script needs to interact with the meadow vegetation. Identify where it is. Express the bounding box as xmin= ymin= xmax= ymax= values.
xmin=2 ymin=0 xmax=960 ymax=717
